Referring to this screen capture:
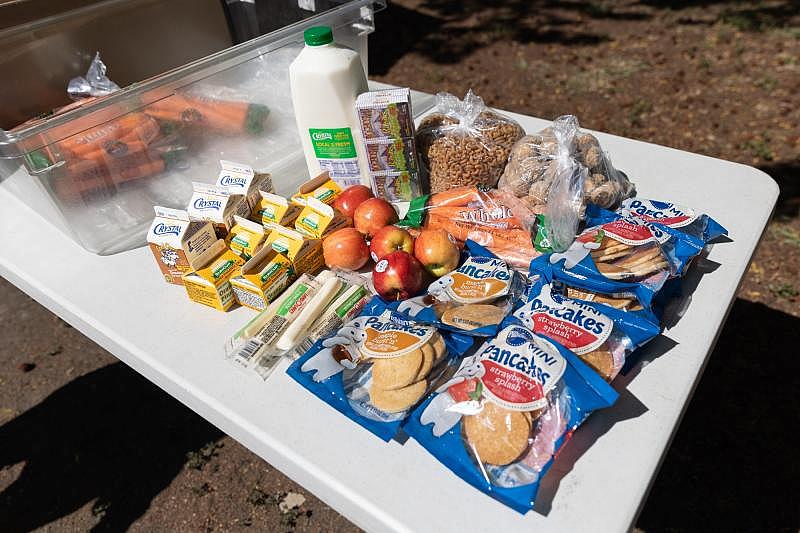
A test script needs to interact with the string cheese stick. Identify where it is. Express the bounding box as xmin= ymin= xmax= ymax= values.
xmin=276 ymin=276 xmax=342 ymax=351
